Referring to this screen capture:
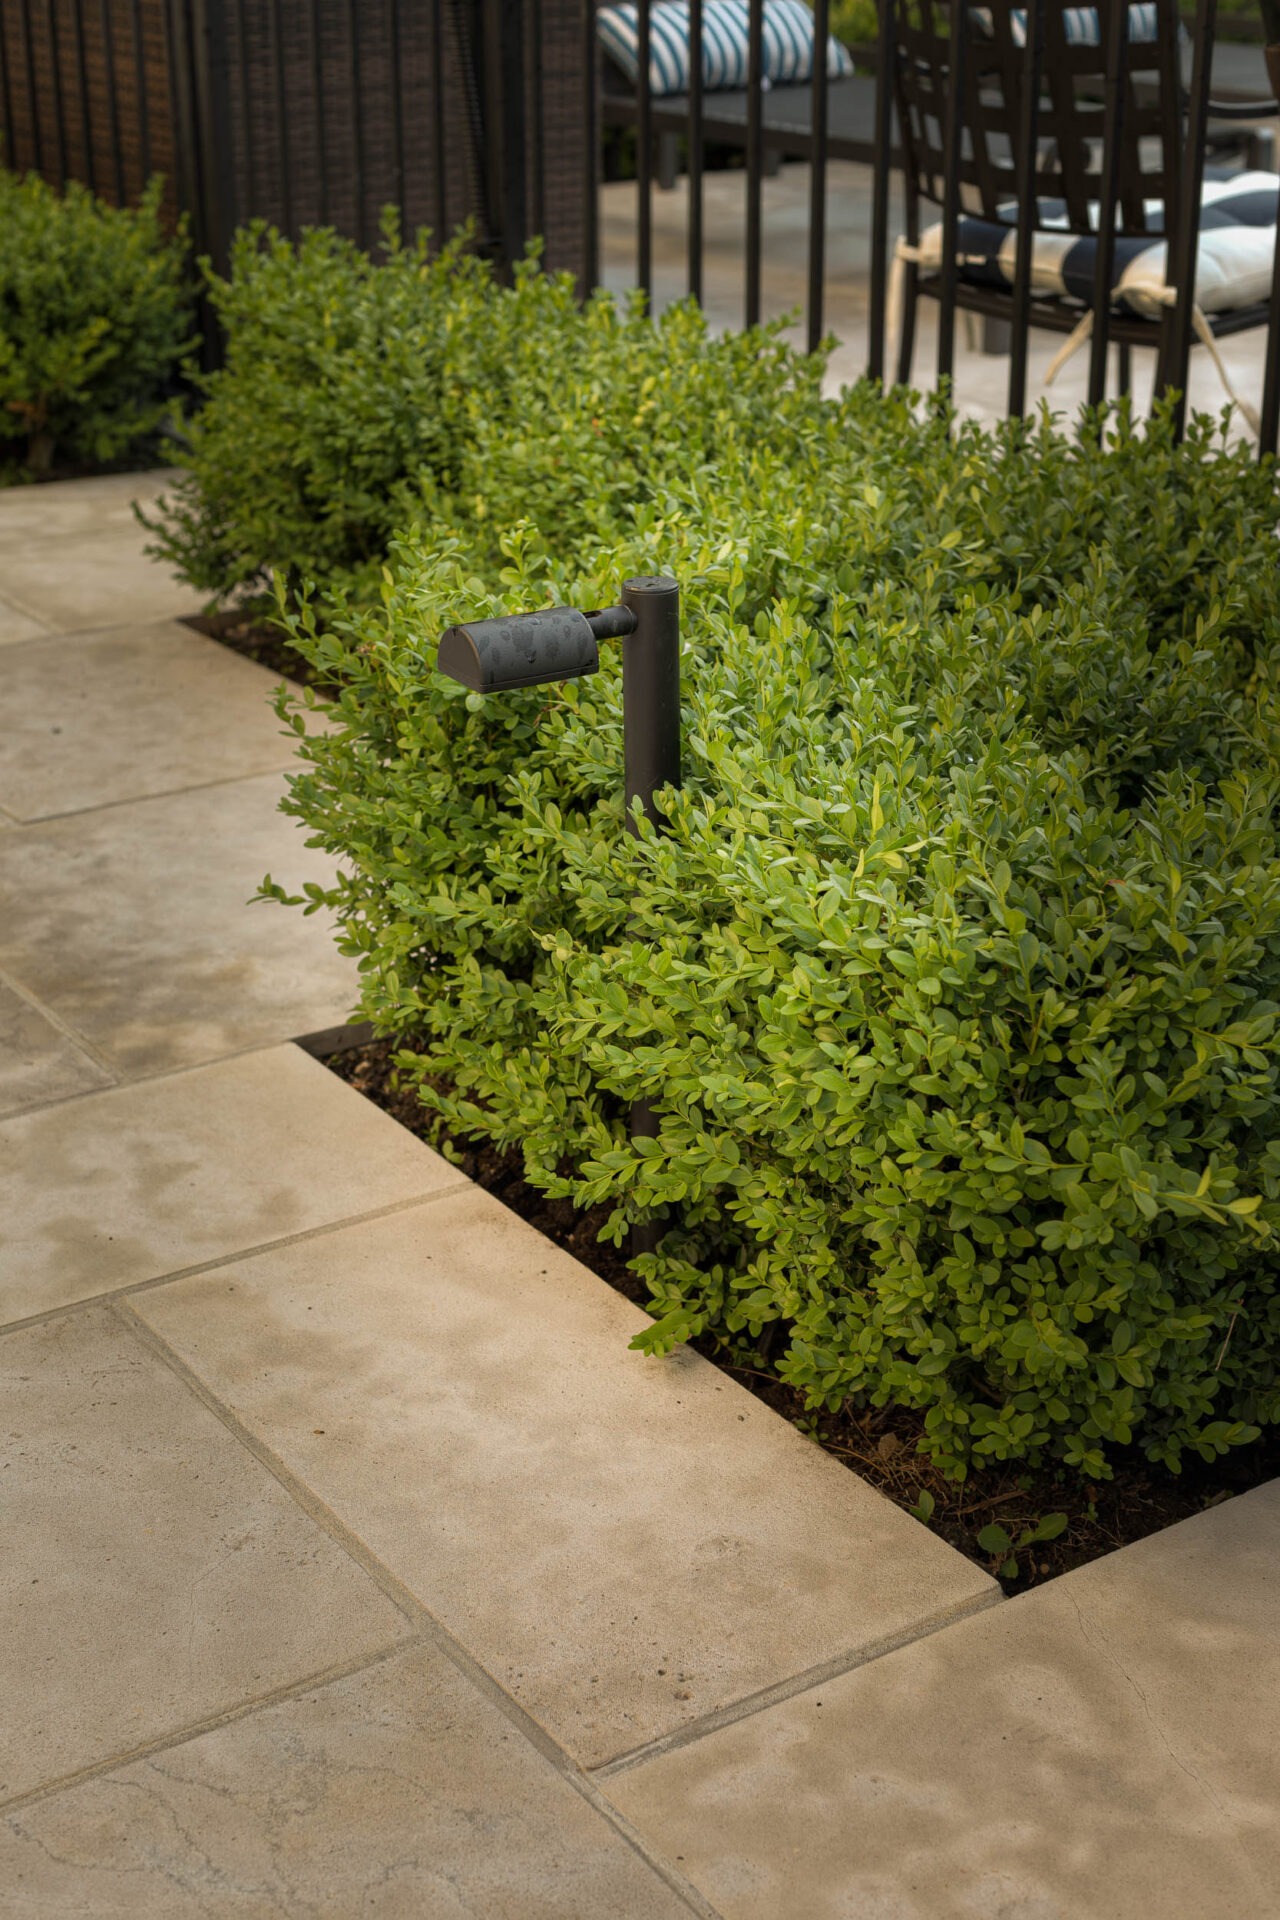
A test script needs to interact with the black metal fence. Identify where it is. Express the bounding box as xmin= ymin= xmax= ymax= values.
xmin=600 ymin=0 xmax=893 ymax=355
xmin=2 ymin=0 xmax=1278 ymax=451
xmin=602 ymin=0 xmax=1280 ymax=454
